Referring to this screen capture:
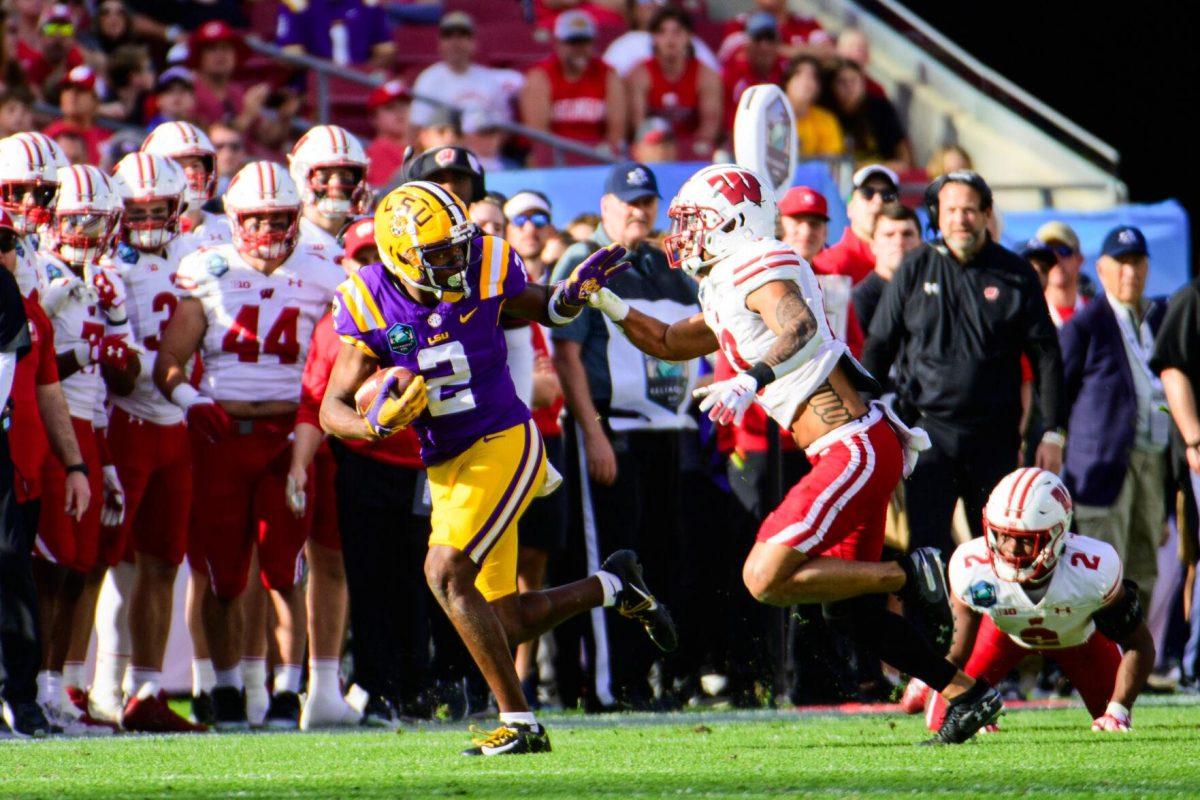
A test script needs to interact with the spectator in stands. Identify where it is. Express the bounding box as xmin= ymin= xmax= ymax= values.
xmin=721 ymin=12 xmax=788 ymax=131
xmin=247 ymin=86 xmax=301 ymax=160
xmin=836 ymin=28 xmax=887 ymax=99
xmin=404 ymin=144 xmax=485 ymax=205
xmin=828 ymin=59 xmax=913 ymax=170
xmin=1062 ymin=225 xmax=1166 ymax=610
xmin=783 ymin=56 xmax=844 ymax=158
xmin=719 ymin=0 xmax=833 ymax=62
xmin=189 ymin=21 xmax=271 ymax=134
xmin=461 ymin=110 xmax=513 ymax=172
xmin=410 ymin=13 xmax=524 ymax=154
xmin=521 ymin=10 xmax=626 ymax=153
xmin=51 ymin=129 xmax=88 ymax=165
xmin=504 ymin=191 xmax=558 ymax=282
xmin=364 ymin=79 xmax=411 ymax=191
xmin=84 ymin=0 xmax=140 ymax=57
xmin=468 ymin=194 xmax=507 ymax=238
xmin=276 ymin=0 xmax=394 ymax=72
xmin=0 ymin=88 xmax=34 ymax=139
xmin=1037 ymin=220 xmax=1091 ymax=327
xmin=566 ymin=212 xmax=601 ymax=242
xmin=1018 ymin=238 xmax=1057 ymax=290
xmin=603 ymin=0 xmax=720 ymax=78
xmin=630 ymin=116 xmax=677 ymax=163
xmin=627 ymin=7 xmax=722 ymax=159
xmin=97 ymin=44 xmax=154 ymax=126
xmin=925 ymin=144 xmax=973 ymax=179
xmin=146 ymin=66 xmax=197 ymax=128
xmin=42 ymin=66 xmax=111 ymax=166
xmin=0 ymin=9 xmax=27 ymax=94
xmin=540 ymin=232 xmax=573 ymax=268
xmin=814 ymin=164 xmax=897 ymax=285
xmin=123 ymin=0 xmax=248 ymax=43
xmin=209 ymin=121 xmax=247 ymax=196
xmin=414 ymin=107 xmax=463 ymax=153
xmin=17 ymin=3 xmax=86 ymax=99
xmin=853 ymin=203 xmax=921 ymax=331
